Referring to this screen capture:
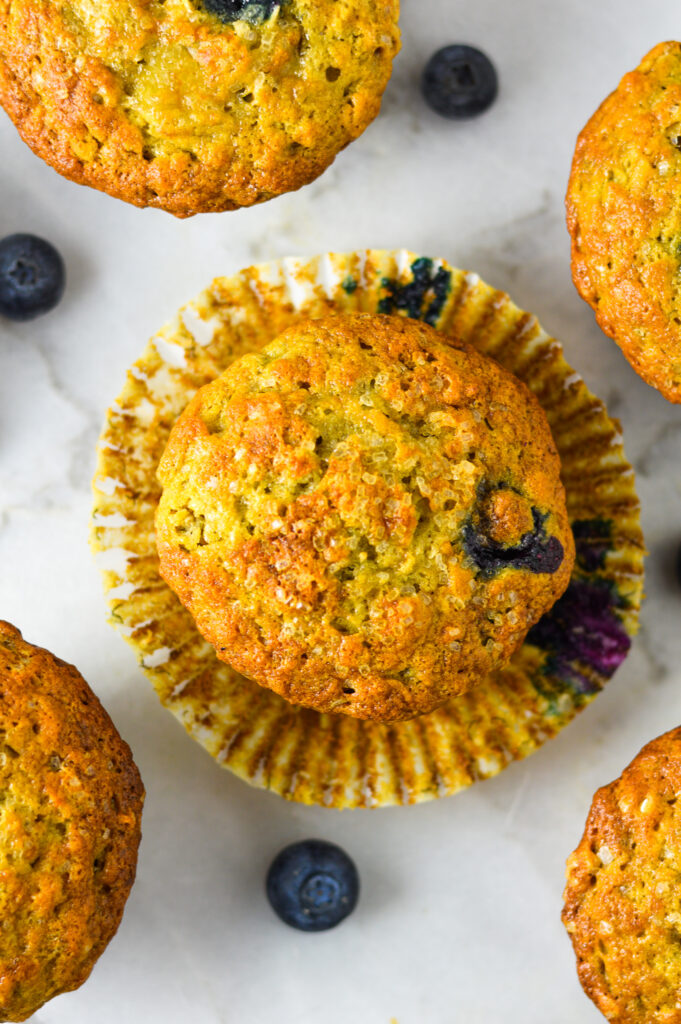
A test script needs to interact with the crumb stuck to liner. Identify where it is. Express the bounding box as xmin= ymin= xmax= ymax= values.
xmin=91 ymin=250 xmax=644 ymax=808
